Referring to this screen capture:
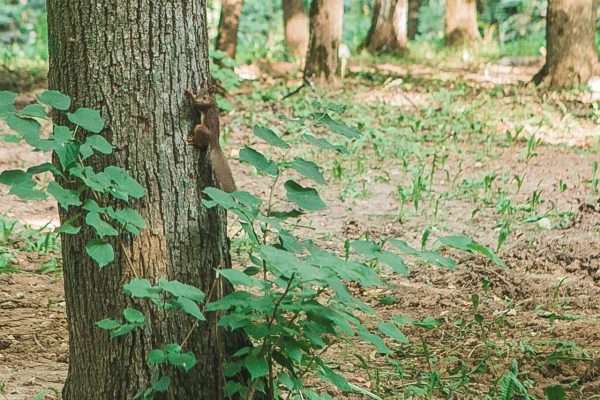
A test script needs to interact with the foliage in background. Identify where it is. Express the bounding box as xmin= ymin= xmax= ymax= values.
xmin=0 ymin=0 xmax=47 ymax=90
xmin=6 ymin=0 xmax=600 ymax=92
